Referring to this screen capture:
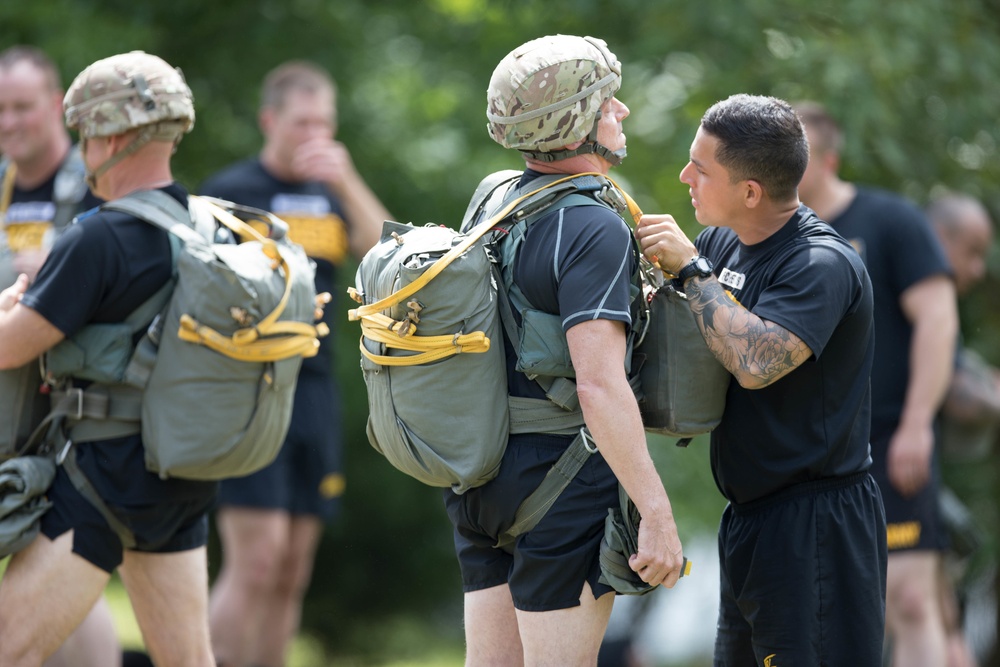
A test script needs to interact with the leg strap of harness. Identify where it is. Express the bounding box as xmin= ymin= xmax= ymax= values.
xmin=59 ymin=442 xmax=137 ymax=550
xmin=495 ymin=427 xmax=597 ymax=550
